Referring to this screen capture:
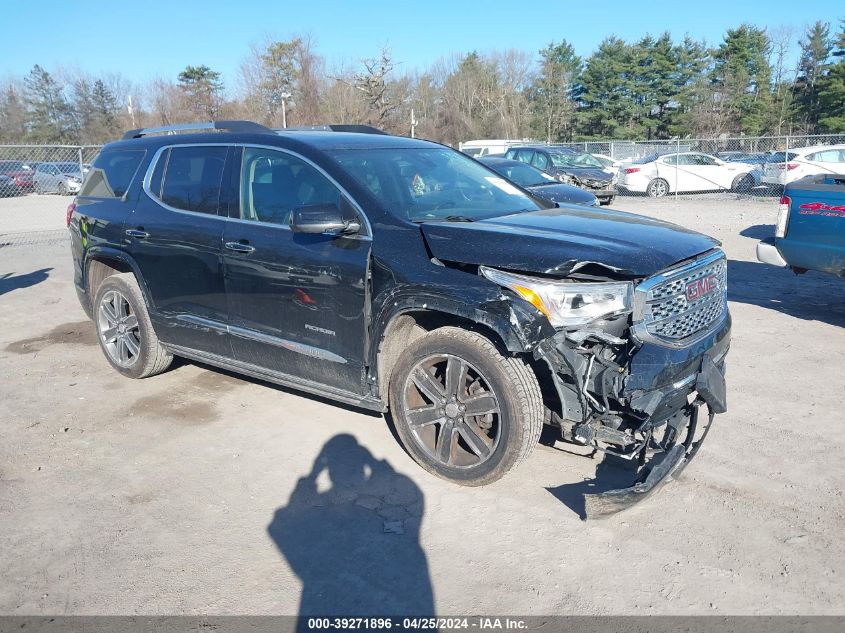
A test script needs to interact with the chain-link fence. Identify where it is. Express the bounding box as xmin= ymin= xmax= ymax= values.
xmin=0 ymin=145 xmax=101 ymax=197
xmin=499 ymin=134 xmax=845 ymax=197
